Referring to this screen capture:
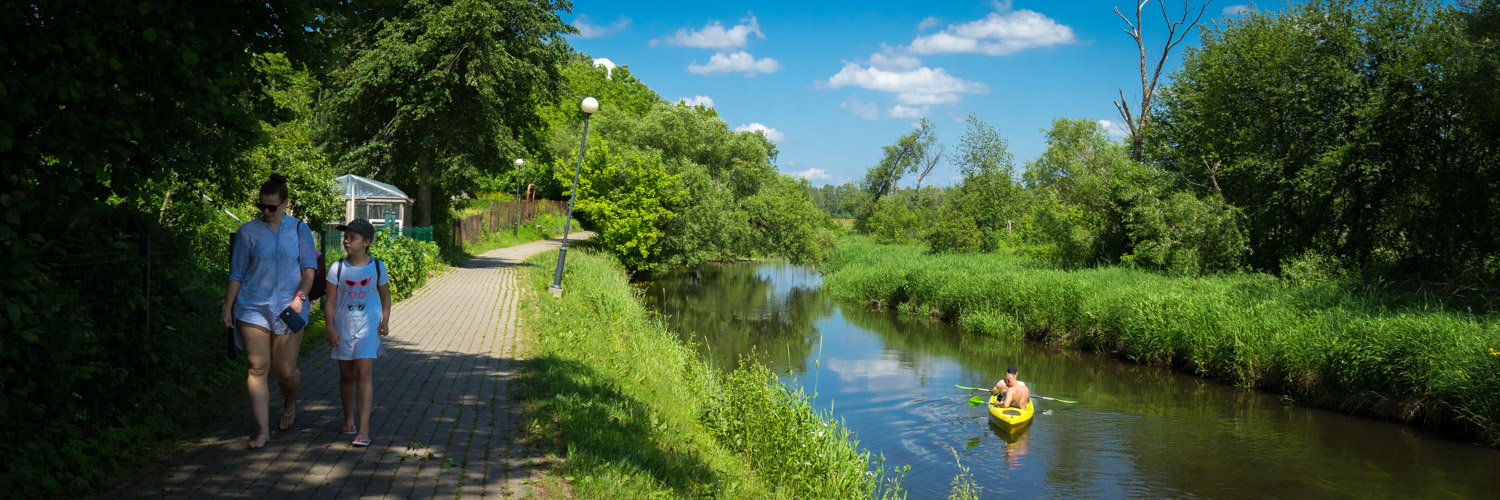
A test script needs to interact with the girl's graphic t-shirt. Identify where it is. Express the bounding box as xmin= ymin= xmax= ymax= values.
xmin=327 ymin=258 xmax=388 ymax=360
